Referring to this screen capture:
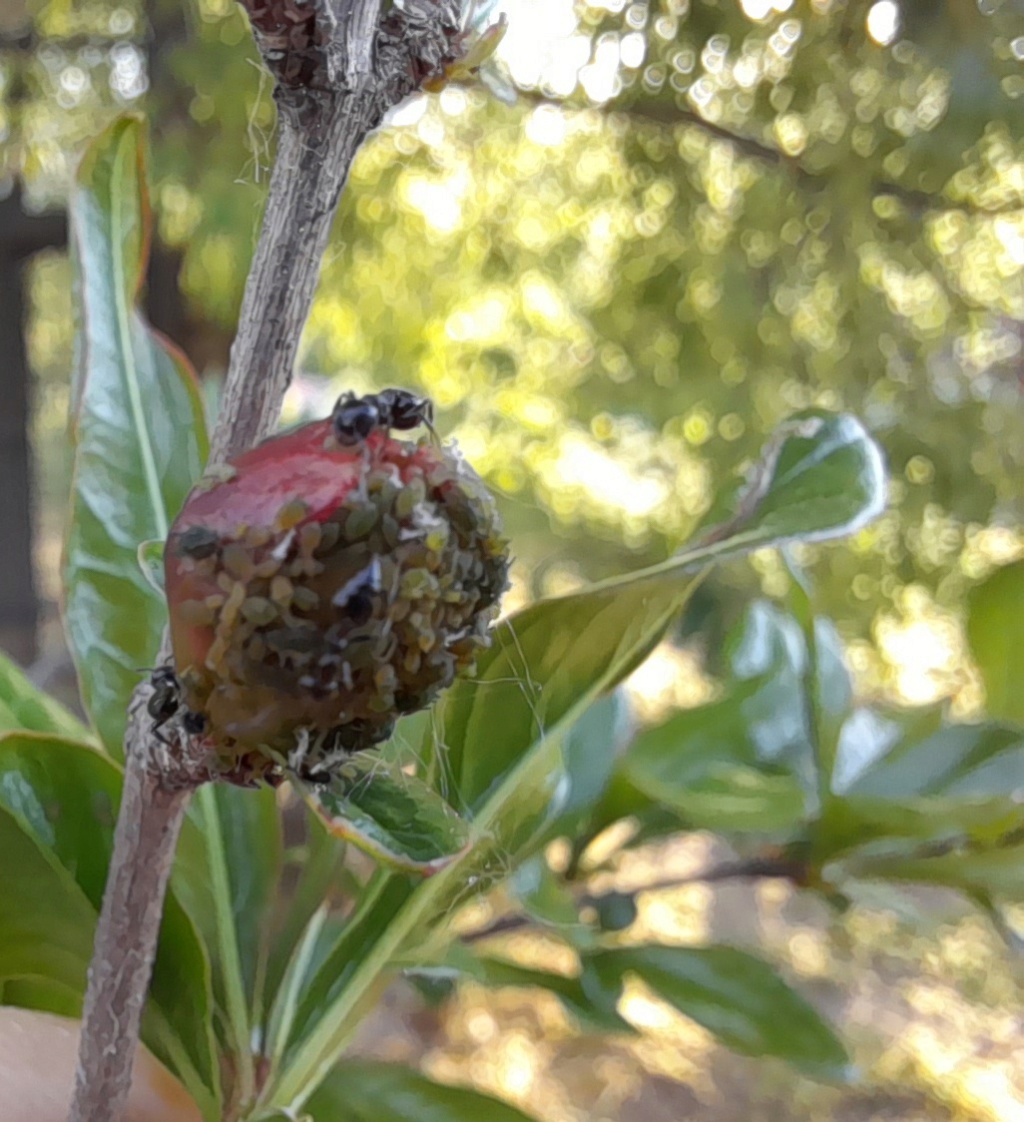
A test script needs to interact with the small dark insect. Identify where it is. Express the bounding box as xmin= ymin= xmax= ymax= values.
xmin=176 ymin=525 xmax=219 ymax=560
xmin=182 ymin=709 xmax=207 ymax=737
xmin=332 ymin=395 xmax=381 ymax=445
xmin=331 ymin=556 xmax=383 ymax=626
xmin=374 ymin=387 xmax=435 ymax=434
xmin=146 ymin=667 xmax=206 ymax=743
xmin=147 ymin=666 xmax=182 ymax=743
xmin=332 ymin=388 xmax=435 ymax=446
